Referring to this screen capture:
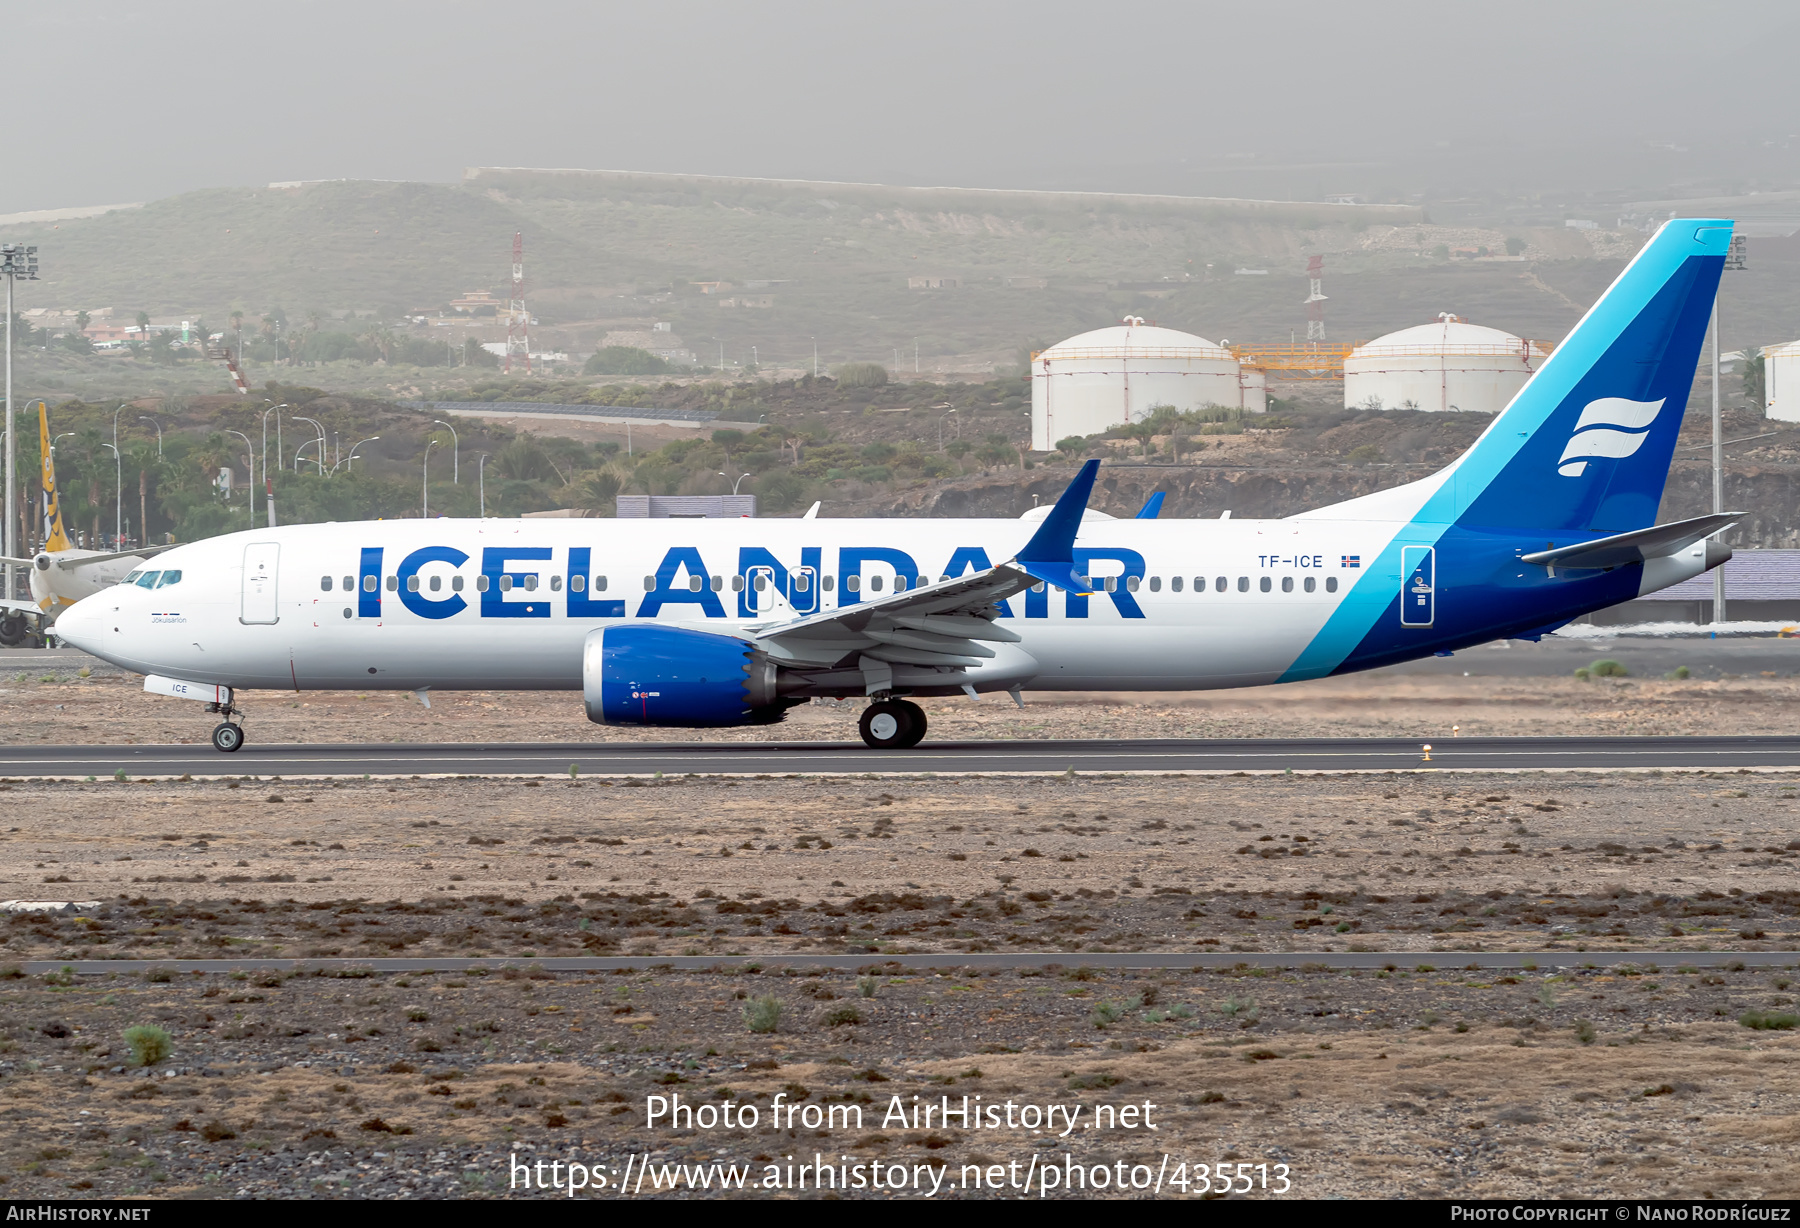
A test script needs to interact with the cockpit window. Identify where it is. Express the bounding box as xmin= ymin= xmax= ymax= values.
xmin=154 ymin=570 xmax=181 ymax=588
xmin=123 ymin=571 xmax=141 ymax=584
xmin=134 ymin=571 xmax=161 ymax=588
